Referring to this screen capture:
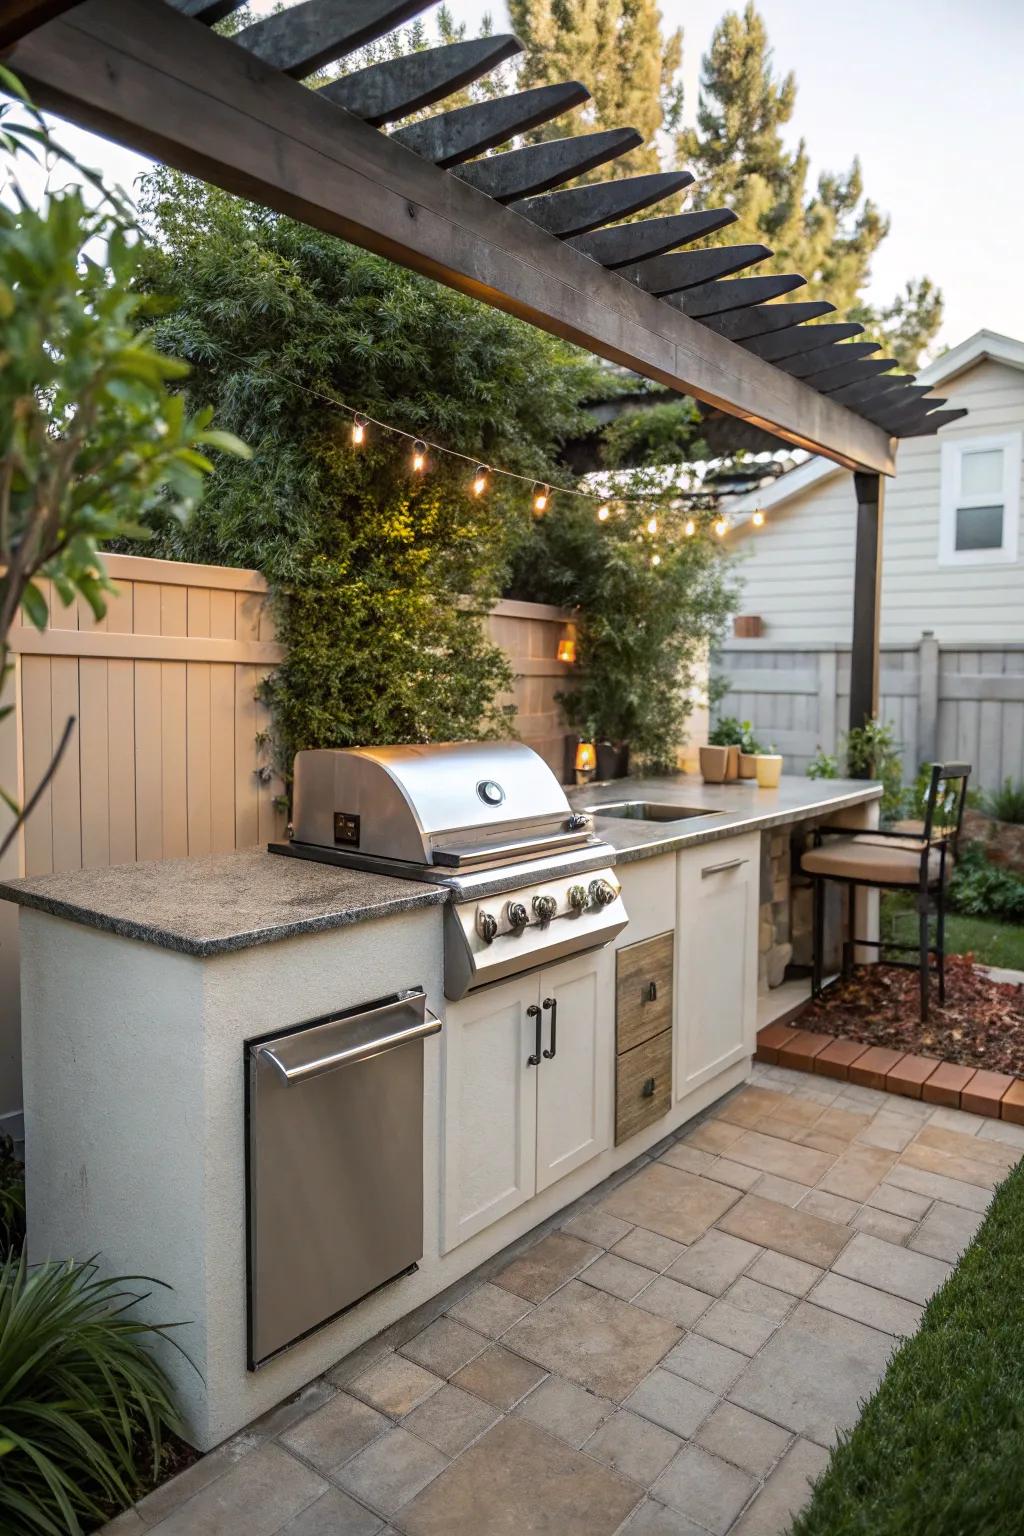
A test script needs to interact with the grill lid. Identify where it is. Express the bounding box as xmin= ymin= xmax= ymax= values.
xmin=291 ymin=741 xmax=588 ymax=867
